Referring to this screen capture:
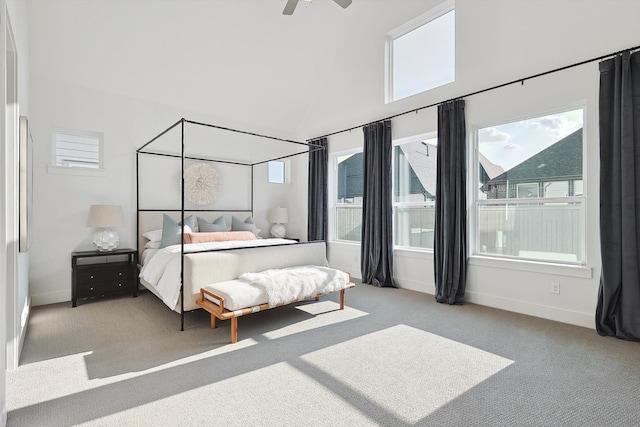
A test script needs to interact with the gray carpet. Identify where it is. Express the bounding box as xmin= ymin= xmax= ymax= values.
xmin=7 ymin=281 xmax=640 ymax=426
